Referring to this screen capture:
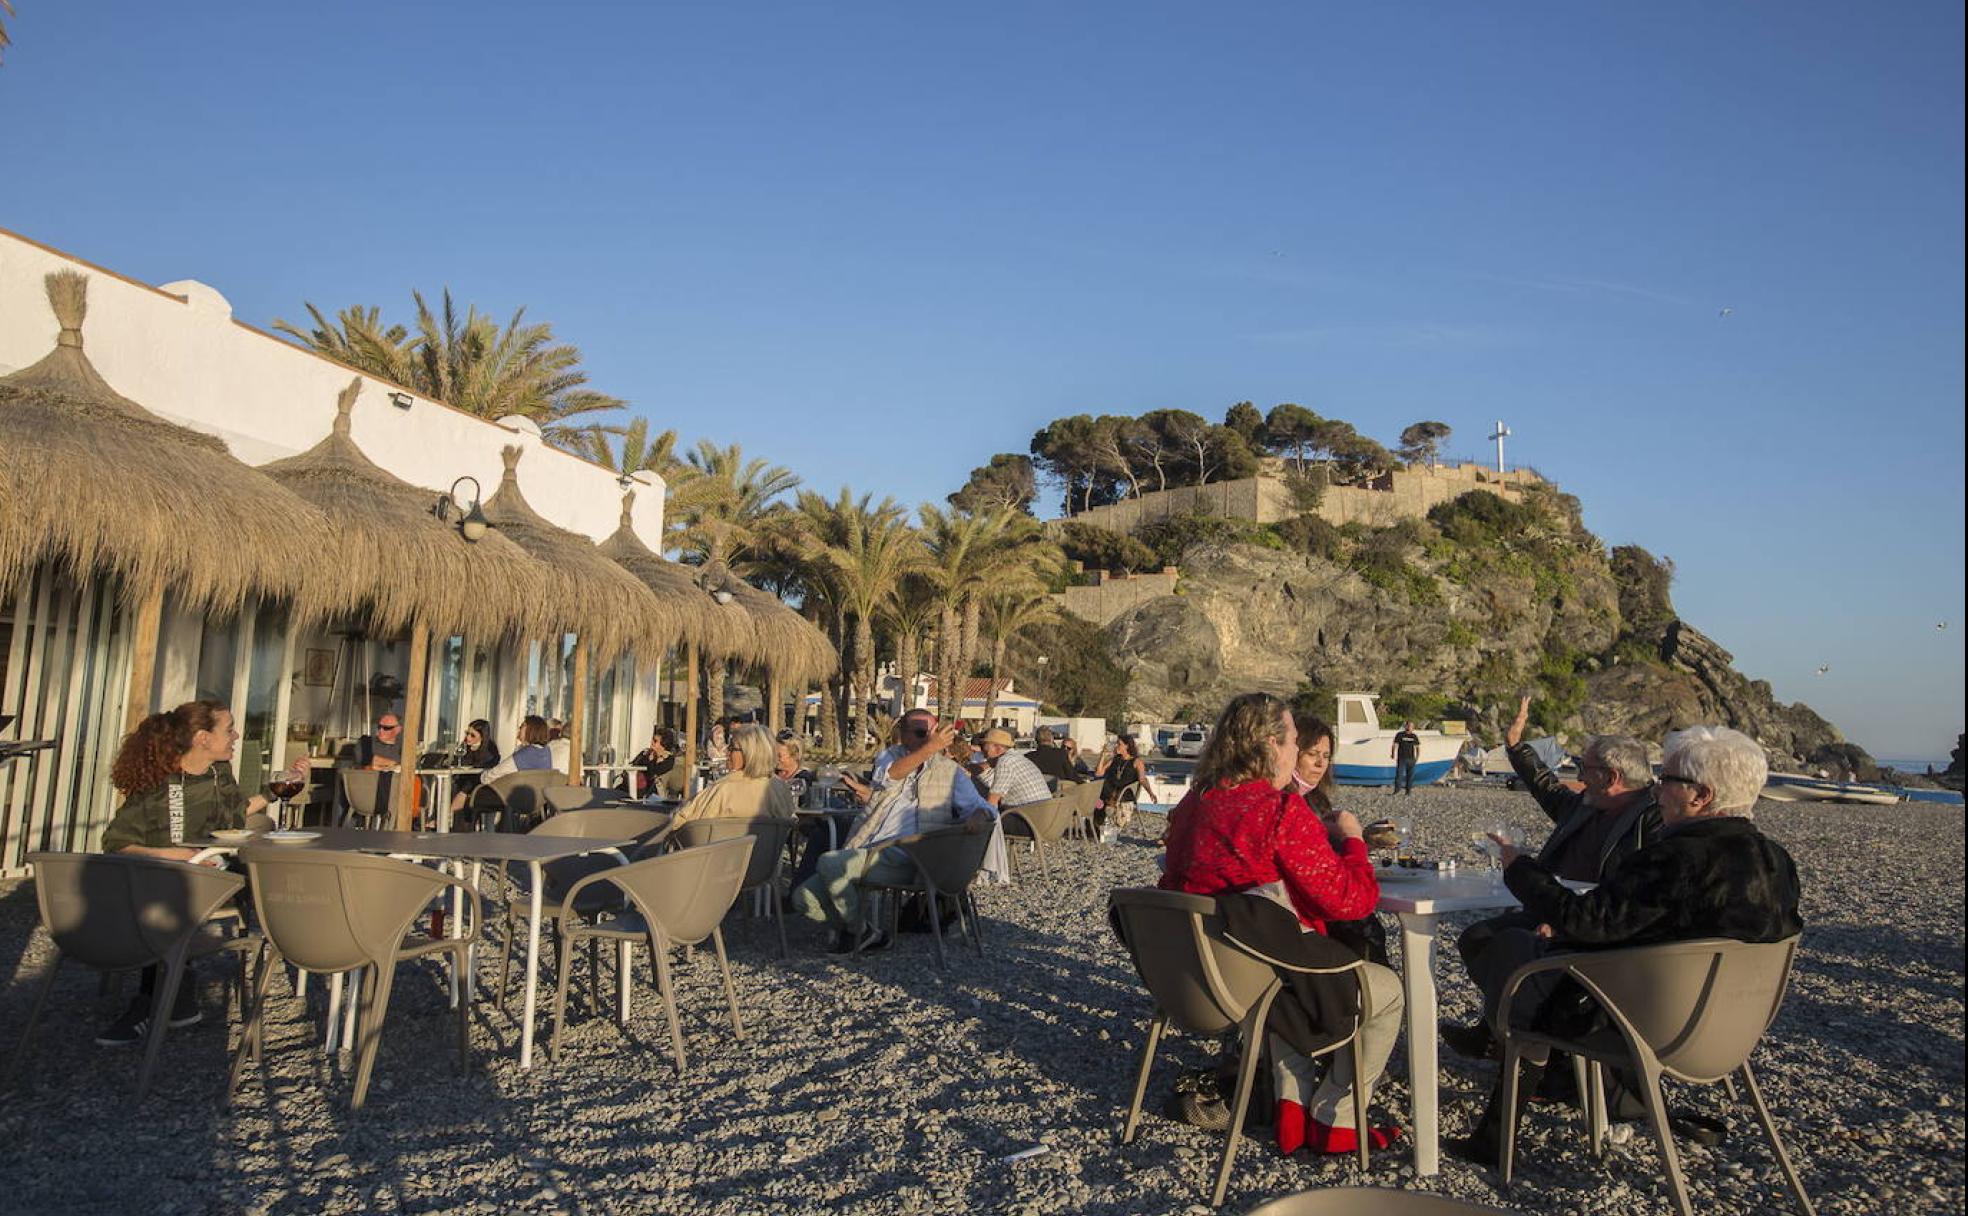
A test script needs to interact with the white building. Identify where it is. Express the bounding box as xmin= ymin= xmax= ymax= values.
xmin=0 ymin=227 xmax=682 ymax=873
